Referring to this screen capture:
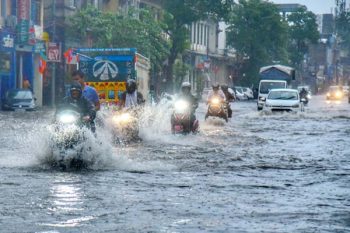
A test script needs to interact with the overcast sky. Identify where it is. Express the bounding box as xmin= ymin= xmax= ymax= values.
xmin=270 ymin=0 xmax=336 ymax=14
